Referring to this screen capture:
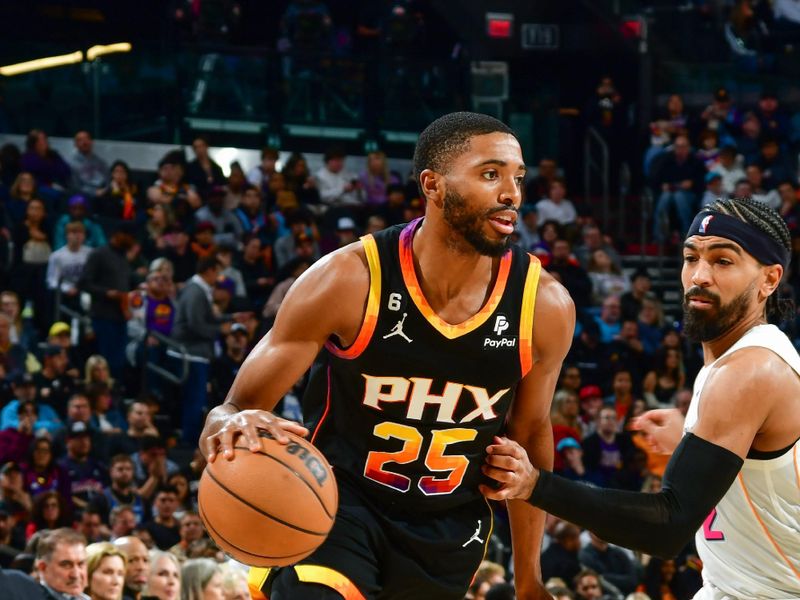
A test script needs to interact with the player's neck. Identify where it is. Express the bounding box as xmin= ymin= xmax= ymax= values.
xmin=412 ymin=220 xmax=497 ymax=303
xmin=701 ymin=313 xmax=767 ymax=364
